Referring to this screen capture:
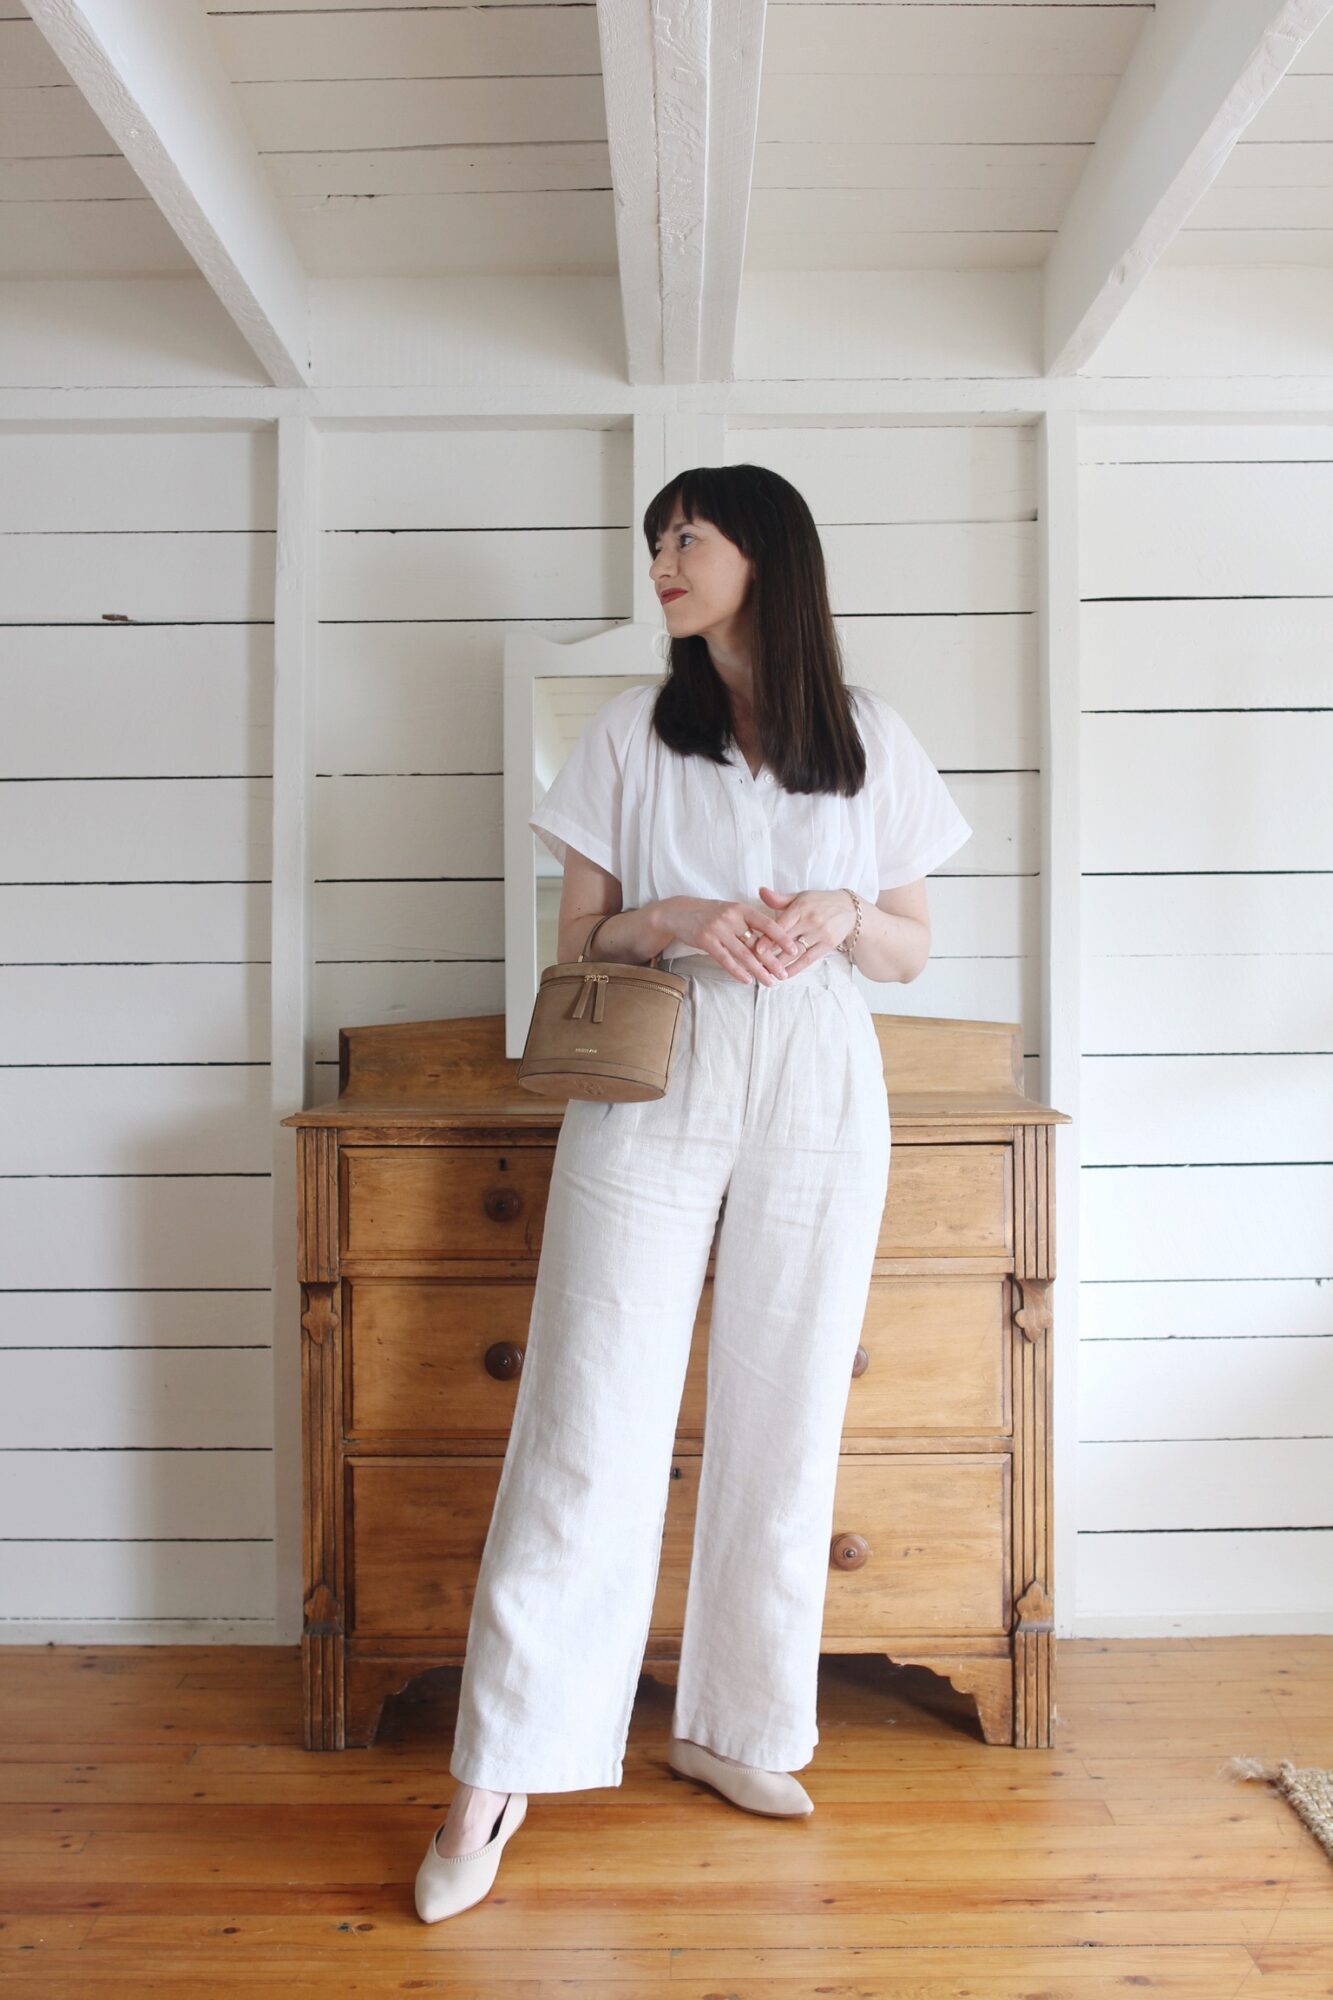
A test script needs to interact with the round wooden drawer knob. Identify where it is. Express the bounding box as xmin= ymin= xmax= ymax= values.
xmin=851 ymin=1344 xmax=869 ymax=1377
xmin=484 ymin=1341 xmax=524 ymax=1380
xmin=483 ymin=1187 xmax=522 ymax=1222
xmin=830 ymin=1531 xmax=869 ymax=1571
